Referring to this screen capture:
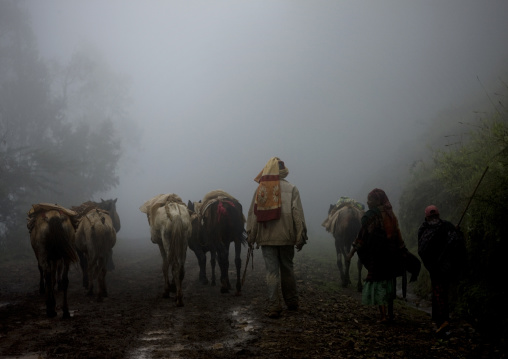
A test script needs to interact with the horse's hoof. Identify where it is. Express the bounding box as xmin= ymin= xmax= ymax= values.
xmin=47 ymin=310 xmax=57 ymax=318
xmin=220 ymin=287 xmax=230 ymax=294
xmin=235 ymin=291 xmax=242 ymax=297
xmin=176 ymin=302 xmax=184 ymax=307
xmin=96 ymin=296 xmax=104 ymax=303
xmin=211 ymin=281 xmax=216 ymax=287
xmin=199 ymin=277 xmax=209 ymax=285
xmin=62 ymin=311 xmax=71 ymax=319
xmin=162 ymin=292 xmax=170 ymax=298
